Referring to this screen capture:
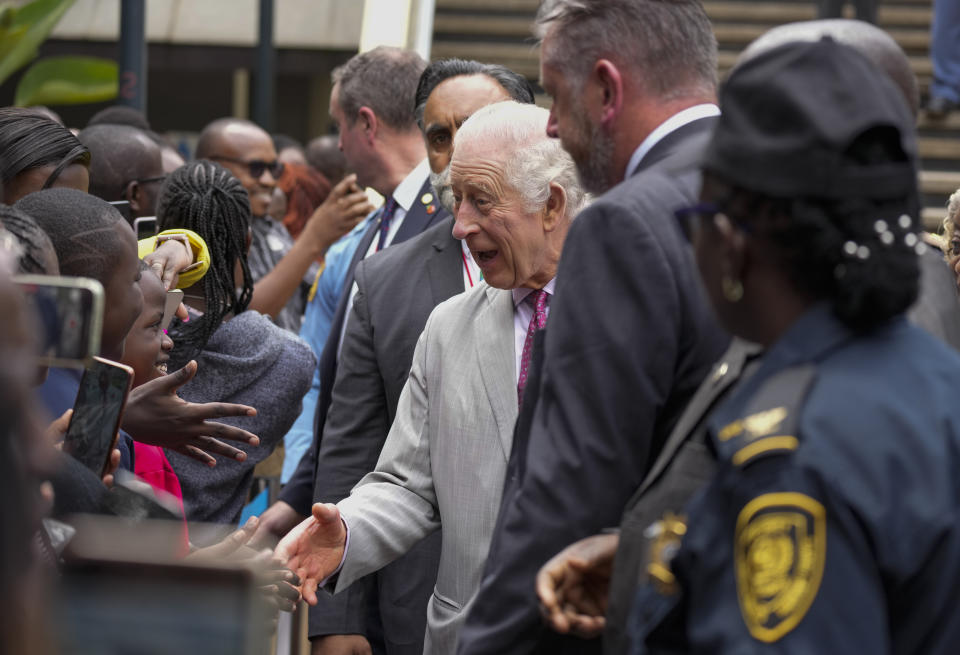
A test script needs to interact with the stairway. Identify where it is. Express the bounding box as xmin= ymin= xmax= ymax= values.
xmin=432 ymin=0 xmax=957 ymax=230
